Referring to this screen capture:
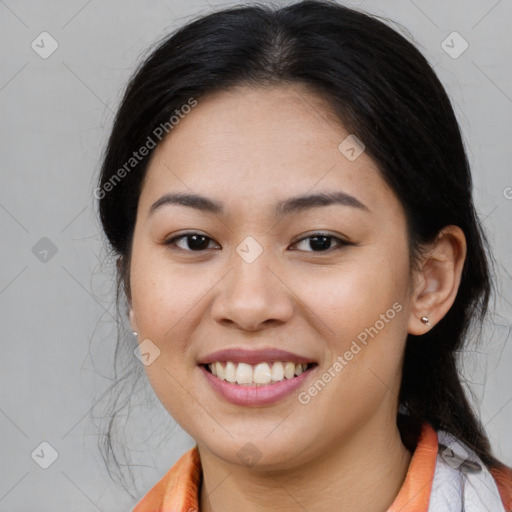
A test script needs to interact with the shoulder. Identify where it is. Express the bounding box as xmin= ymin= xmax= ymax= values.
xmin=132 ymin=446 xmax=201 ymax=512
xmin=435 ymin=427 xmax=512 ymax=512
xmin=395 ymin=418 xmax=512 ymax=512
xmin=490 ymin=463 xmax=512 ymax=512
